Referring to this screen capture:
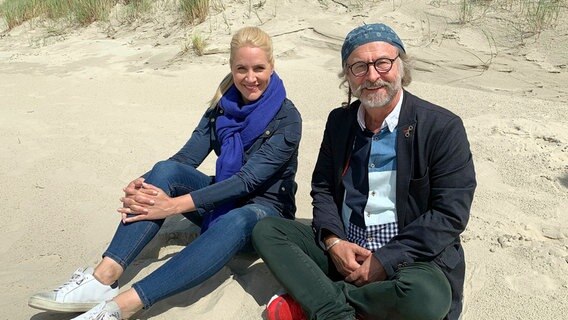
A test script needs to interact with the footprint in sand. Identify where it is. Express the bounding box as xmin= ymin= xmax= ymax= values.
xmin=505 ymin=271 xmax=559 ymax=294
